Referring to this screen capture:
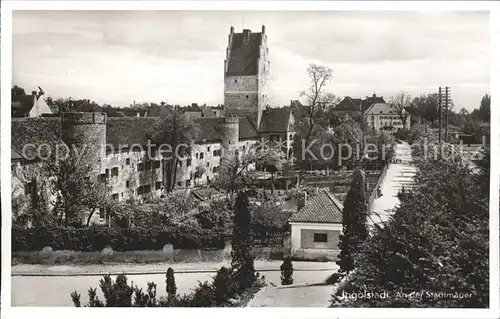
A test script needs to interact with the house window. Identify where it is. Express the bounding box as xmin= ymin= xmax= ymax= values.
xmin=207 ymin=146 xmax=210 ymax=152
xmin=144 ymin=184 xmax=151 ymax=194
xmin=154 ymin=161 xmax=161 ymax=169
xmin=213 ymin=150 xmax=218 ymax=157
xmin=245 ymin=95 xmax=249 ymax=99
xmin=207 ymin=162 xmax=210 ymax=167
xmin=186 ymin=180 xmax=191 ymax=187
xmin=105 ymin=169 xmax=110 ymax=177
xmin=313 ymin=233 xmax=328 ymax=243
xmin=126 ymin=180 xmax=130 ymax=188
xmin=156 ymin=182 xmax=162 ymax=190
xmin=177 ymin=181 xmax=182 ymax=187
xmin=187 ymin=159 xmax=192 ymax=166
xmin=99 ymin=174 xmax=107 ymax=183
xmin=200 ymin=152 xmax=204 ymax=159
xmin=126 ymin=158 xmax=130 ymax=165
xmin=99 ymin=209 xmax=106 ymax=219
xmin=111 ymin=167 xmax=119 ymax=177
xmin=196 ymin=153 xmax=199 ymax=159
xmin=242 ymin=145 xmax=246 ymax=151
xmin=234 ymin=79 xmax=238 ymax=83
xmin=178 ymin=161 xmax=183 ymax=167
xmin=112 ymin=193 xmax=119 ymax=200
xmin=137 ymin=163 xmax=143 ymax=171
